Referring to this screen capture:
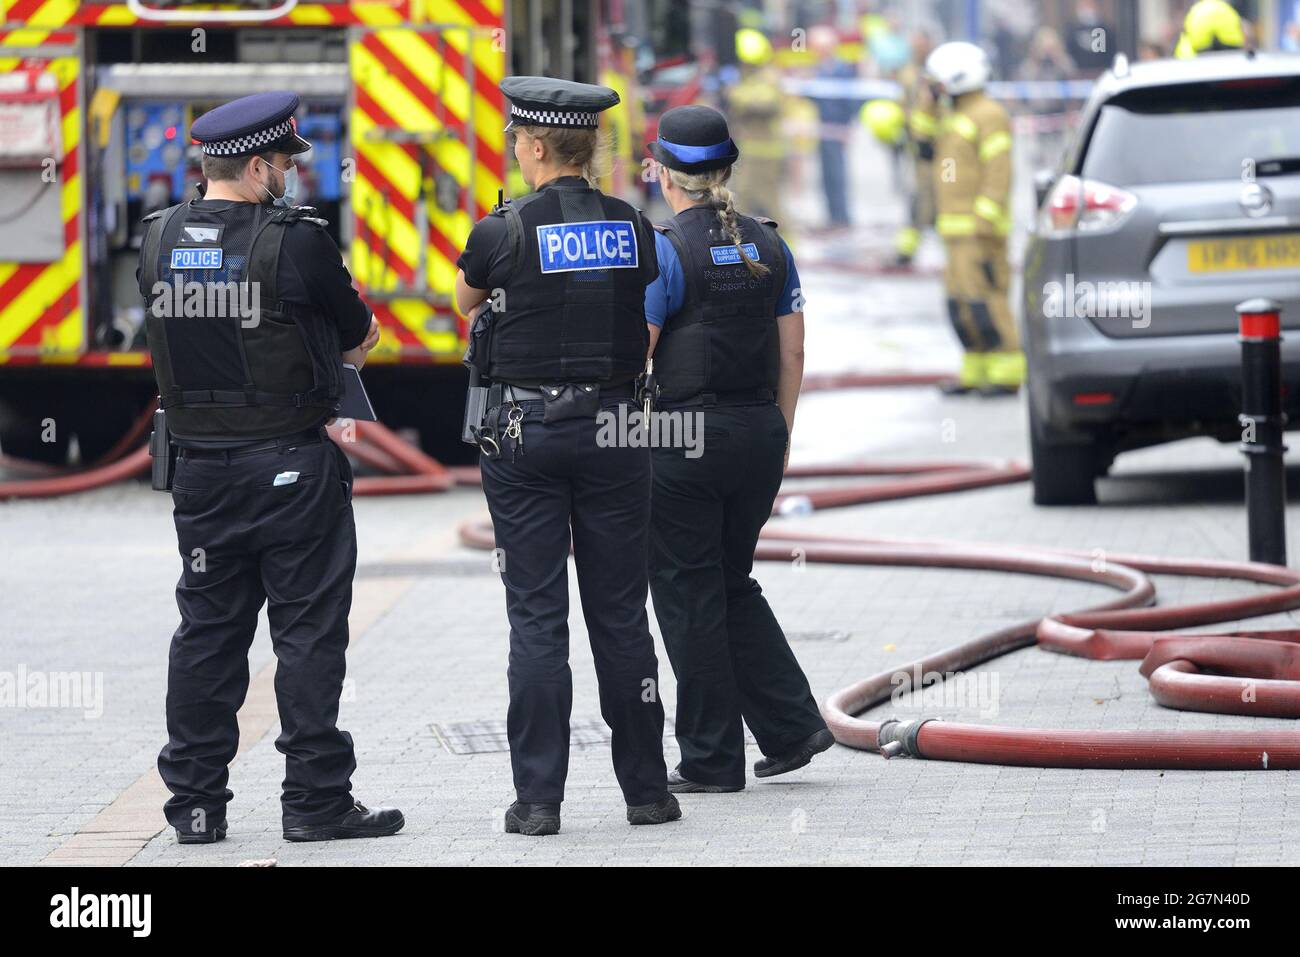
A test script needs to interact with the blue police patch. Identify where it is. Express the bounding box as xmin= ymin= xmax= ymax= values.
xmin=170 ymin=247 xmax=224 ymax=270
xmin=710 ymin=244 xmax=760 ymax=266
xmin=536 ymin=220 xmax=638 ymax=274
